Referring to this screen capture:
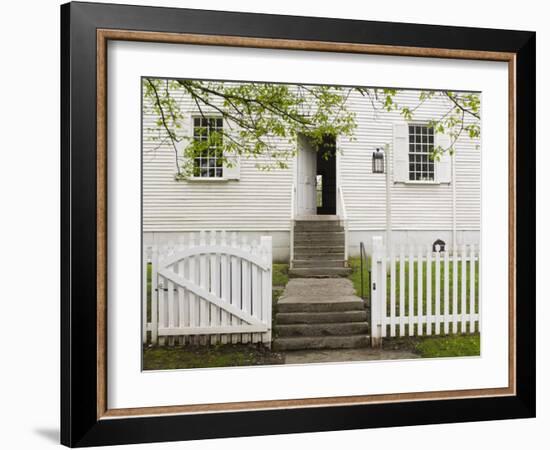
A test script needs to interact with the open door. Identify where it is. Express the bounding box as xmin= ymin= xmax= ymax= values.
xmin=296 ymin=134 xmax=317 ymax=216
xmin=316 ymin=135 xmax=337 ymax=215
